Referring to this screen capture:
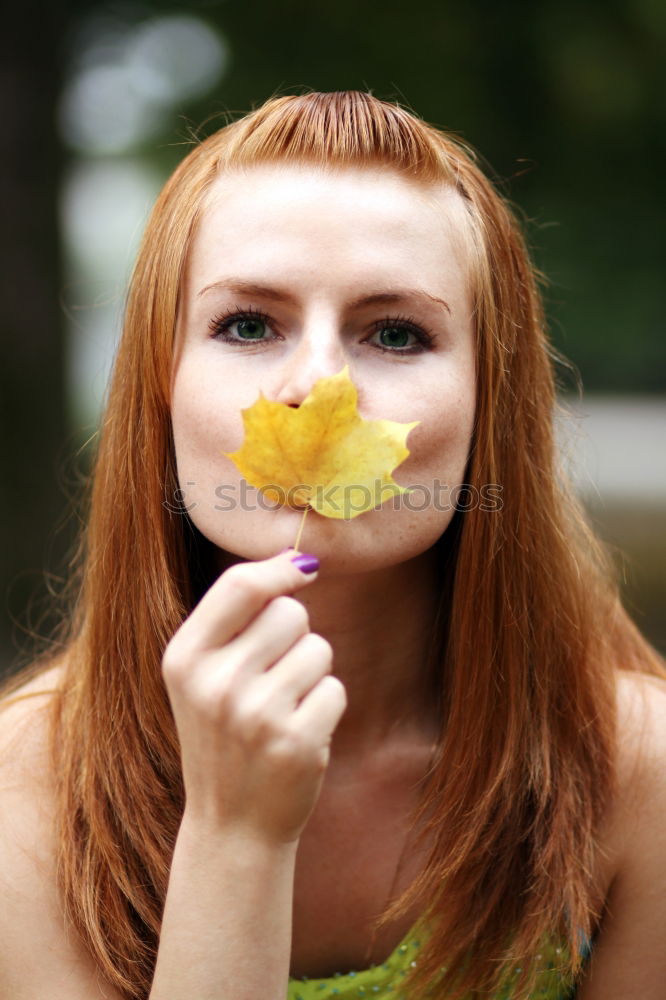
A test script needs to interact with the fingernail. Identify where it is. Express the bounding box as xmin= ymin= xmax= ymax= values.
xmin=279 ymin=547 xmax=295 ymax=554
xmin=290 ymin=552 xmax=319 ymax=574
